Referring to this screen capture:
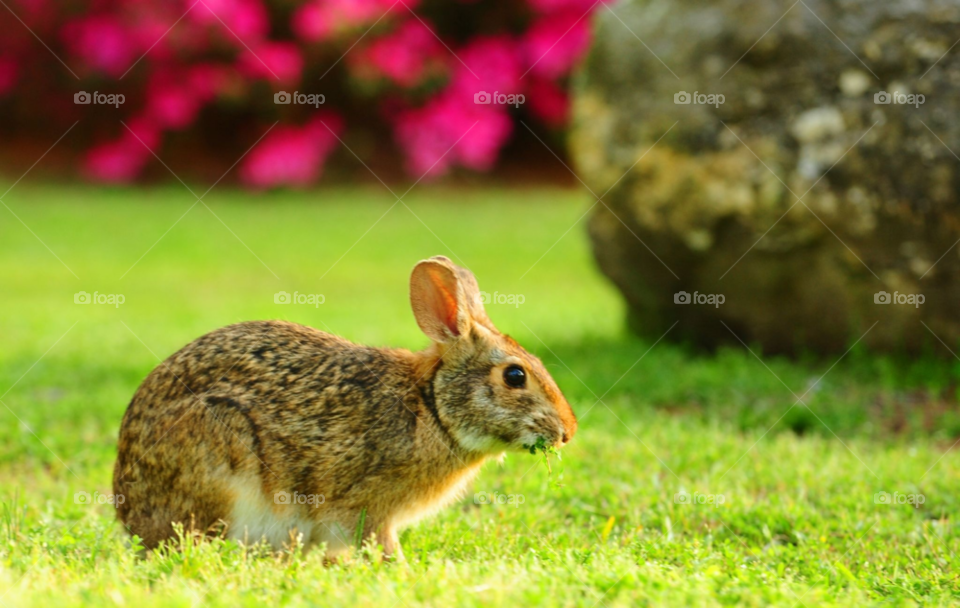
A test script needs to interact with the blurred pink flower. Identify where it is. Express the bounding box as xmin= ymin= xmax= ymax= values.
xmin=123 ymin=116 xmax=163 ymax=150
xmin=239 ymin=42 xmax=303 ymax=84
xmin=456 ymin=108 xmax=513 ymax=171
xmin=291 ymin=2 xmax=331 ymax=42
xmin=239 ymin=114 xmax=344 ymax=188
xmin=192 ymin=0 xmax=269 ymax=42
xmin=85 ymin=142 xmax=150 ymax=183
xmin=187 ymin=63 xmax=232 ymax=101
xmin=394 ymin=92 xmax=511 ymax=178
xmin=84 ymin=119 xmax=160 ymax=183
xmin=292 ymin=0 xmax=417 ymax=42
xmin=16 ymin=0 xmax=592 ymax=184
xmin=522 ymin=11 xmax=592 ymax=79
xmin=527 ymin=77 xmax=569 ymax=127
xmin=146 ymin=77 xmax=202 ymax=129
xmin=349 ymin=19 xmax=446 ymax=87
xmin=127 ymin=14 xmax=185 ymax=63
xmin=0 ymin=57 xmax=17 ymax=96
xmin=447 ymin=35 xmax=524 ymax=107
xmin=62 ymin=15 xmax=137 ymax=77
